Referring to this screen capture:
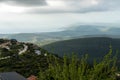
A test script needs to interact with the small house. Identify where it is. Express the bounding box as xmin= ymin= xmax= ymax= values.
xmin=35 ymin=50 xmax=41 ymax=55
